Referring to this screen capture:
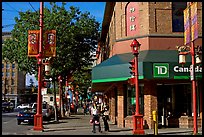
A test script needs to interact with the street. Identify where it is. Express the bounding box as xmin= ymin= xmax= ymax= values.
xmin=2 ymin=108 xmax=133 ymax=135
xmin=2 ymin=109 xmax=202 ymax=135
xmin=2 ymin=111 xmax=34 ymax=135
